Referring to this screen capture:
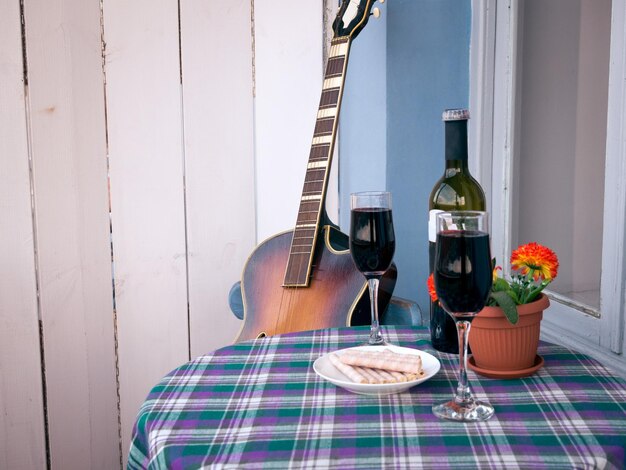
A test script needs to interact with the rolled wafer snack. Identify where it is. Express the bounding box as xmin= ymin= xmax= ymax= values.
xmin=354 ymin=366 xmax=405 ymax=384
xmin=374 ymin=368 xmax=405 ymax=383
xmin=329 ymin=353 xmax=368 ymax=384
xmin=339 ymin=350 xmax=423 ymax=375
xmin=353 ymin=366 xmax=380 ymax=384
xmin=380 ymin=353 xmax=425 ymax=378
xmin=386 ymin=369 xmax=409 ymax=382
xmin=403 ymin=371 xmax=424 ymax=381
xmin=380 ymin=349 xmax=423 ymax=366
